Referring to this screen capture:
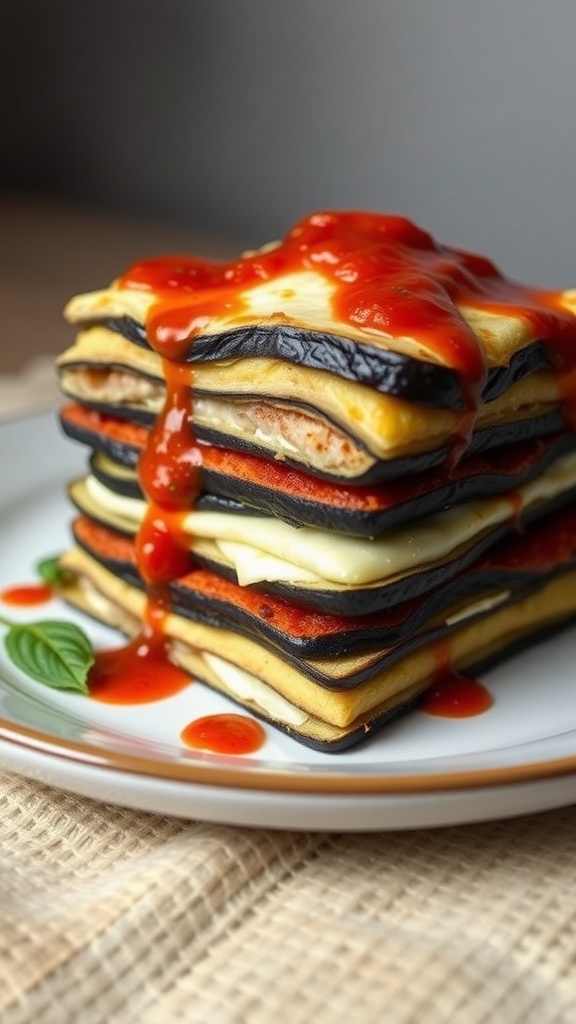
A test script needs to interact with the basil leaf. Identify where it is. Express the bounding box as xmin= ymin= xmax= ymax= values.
xmin=4 ymin=619 xmax=94 ymax=693
xmin=36 ymin=555 xmax=69 ymax=587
